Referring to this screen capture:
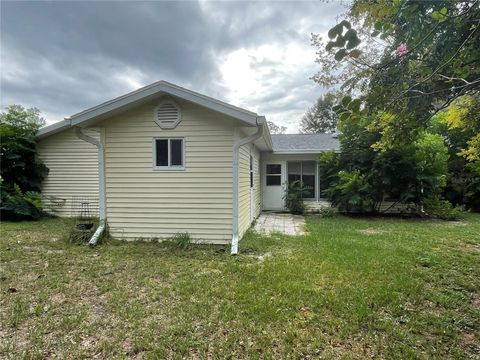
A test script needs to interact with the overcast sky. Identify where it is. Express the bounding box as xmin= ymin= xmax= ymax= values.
xmin=1 ymin=1 xmax=346 ymax=133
